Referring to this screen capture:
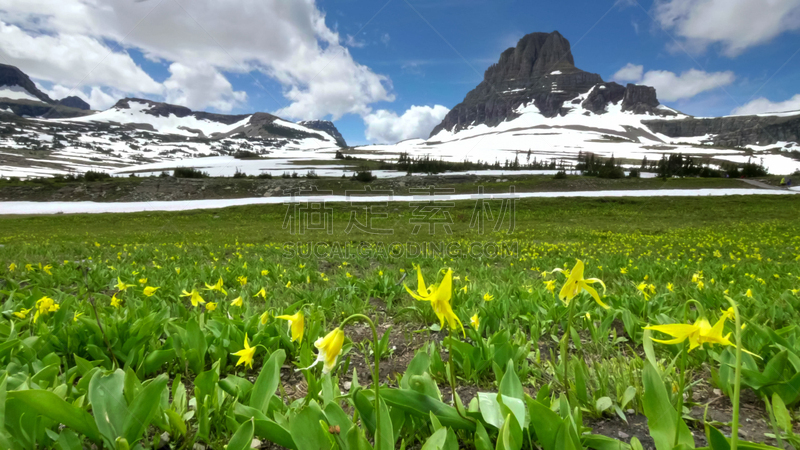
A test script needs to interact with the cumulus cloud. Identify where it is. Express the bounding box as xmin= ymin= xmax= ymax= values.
xmin=612 ymin=63 xmax=644 ymax=82
xmin=364 ymin=105 xmax=449 ymax=144
xmin=45 ymin=85 xmax=120 ymax=110
xmin=612 ymin=64 xmax=735 ymax=101
xmin=731 ymin=94 xmax=800 ymax=115
xmin=163 ymin=63 xmax=247 ymax=113
xmin=654 ymin=0 xmax=800 ymax=56
xmin=0 ymin=0 xmax=393 ymax=116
